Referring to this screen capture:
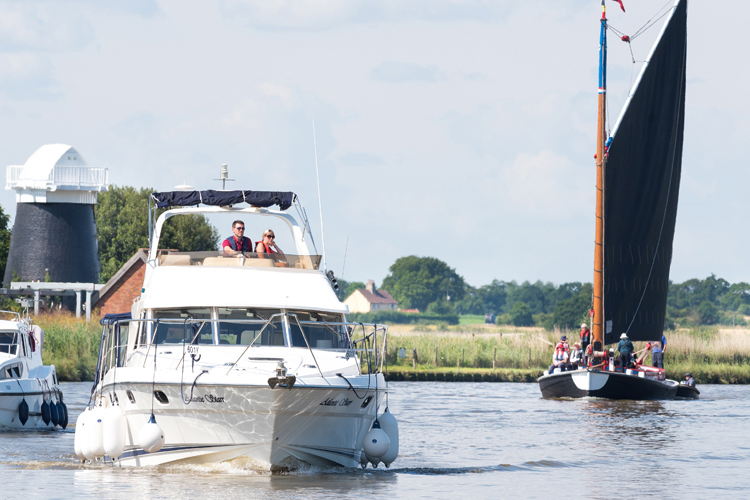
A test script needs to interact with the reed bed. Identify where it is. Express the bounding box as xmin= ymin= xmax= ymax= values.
xmin=35 ymin=312 xmax=101 ymax=382
xmin=386 ymin=325 xmax=750 ymax=383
